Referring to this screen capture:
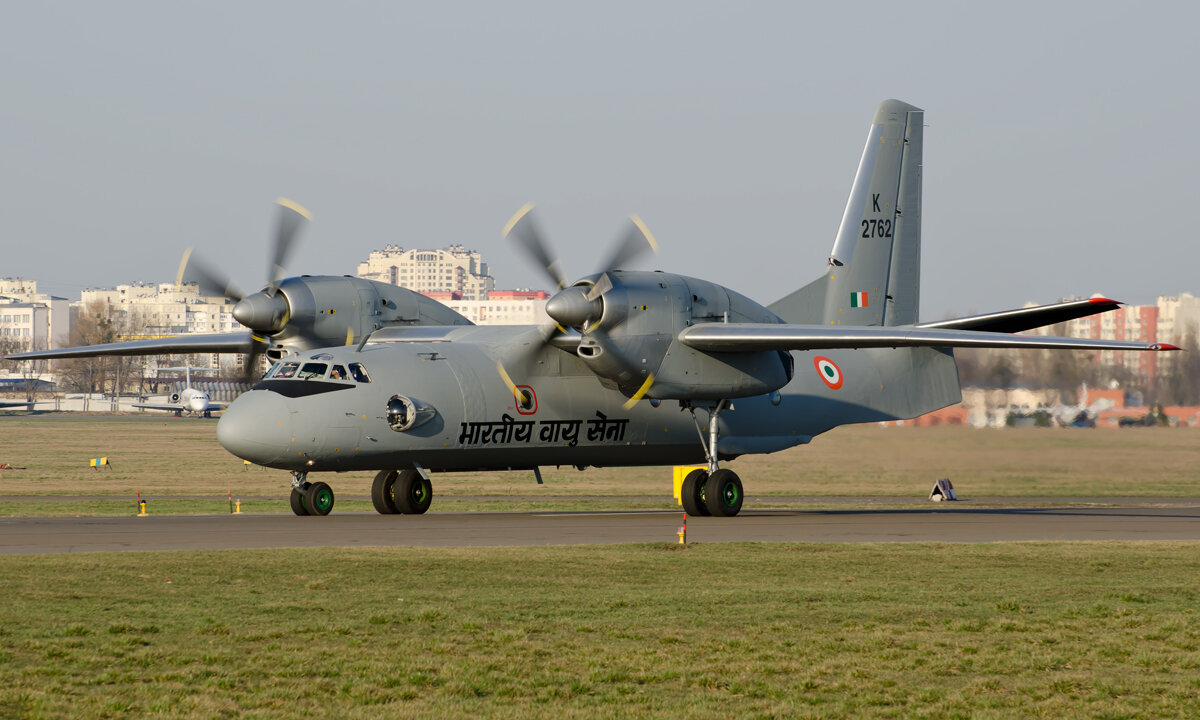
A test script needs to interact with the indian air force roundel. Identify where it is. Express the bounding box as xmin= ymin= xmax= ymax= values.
xmin=813 ymin=356 xmax=844 ymax=390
